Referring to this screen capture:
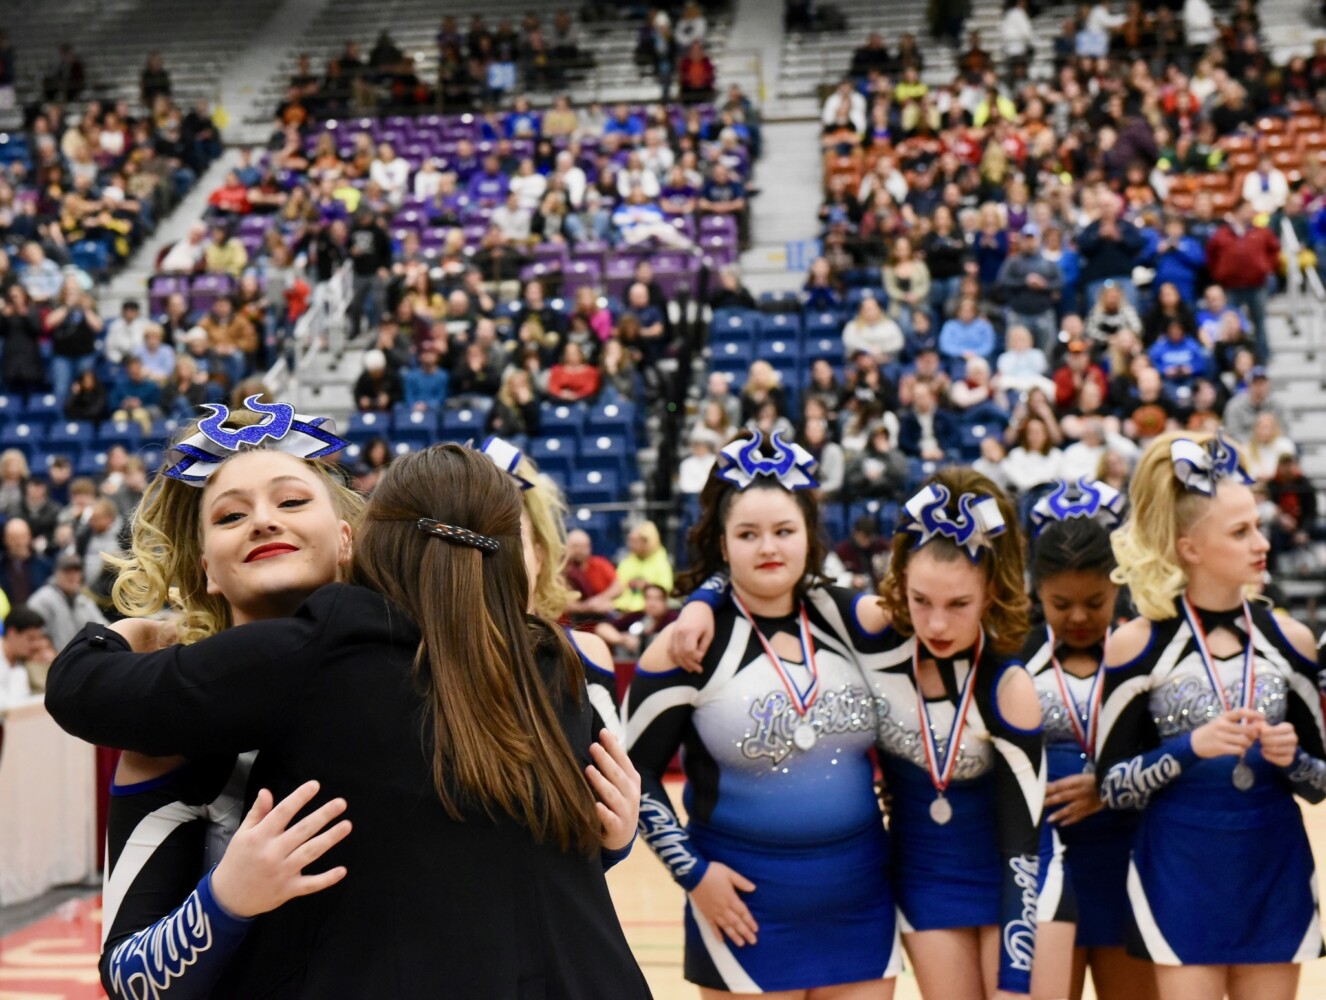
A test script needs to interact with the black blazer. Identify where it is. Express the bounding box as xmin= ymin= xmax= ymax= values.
xmin=46 ymin=583 xmax=652 ymax=1000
